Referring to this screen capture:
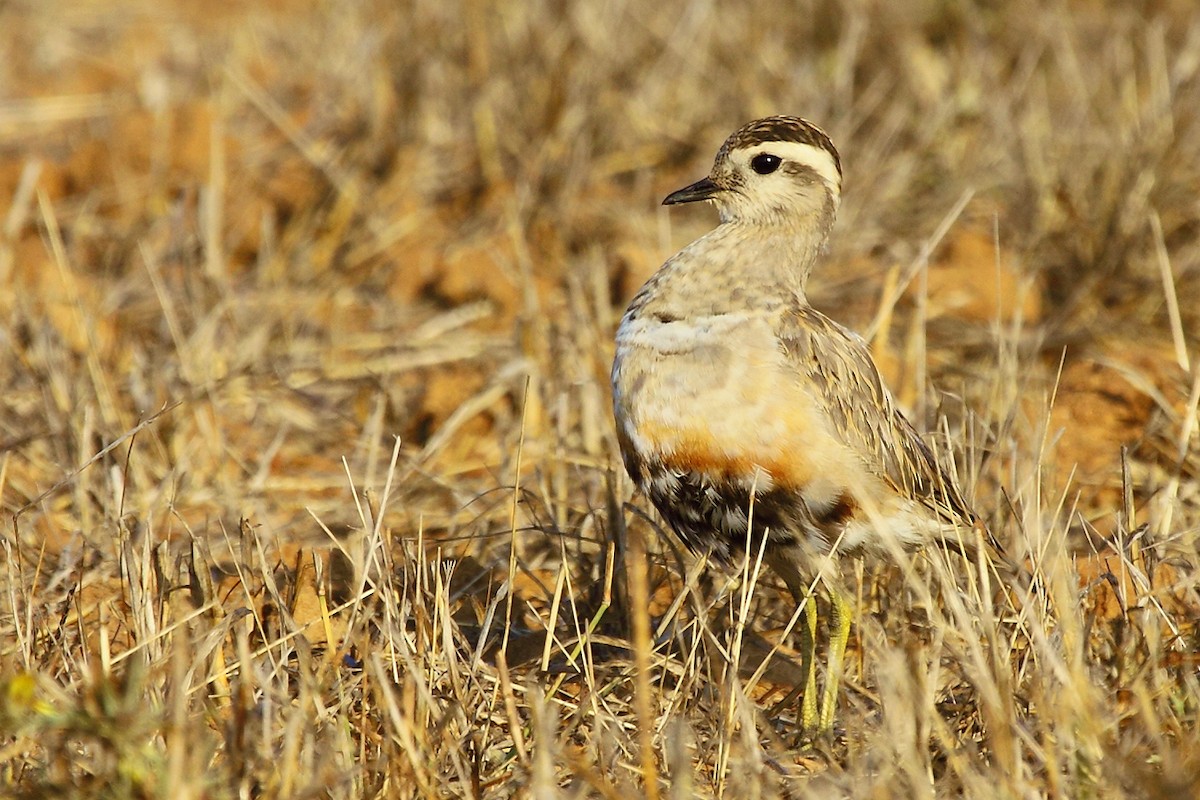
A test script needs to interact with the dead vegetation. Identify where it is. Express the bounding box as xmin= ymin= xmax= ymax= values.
xmin=1 ymin=0 xmax=1199 ymax=797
